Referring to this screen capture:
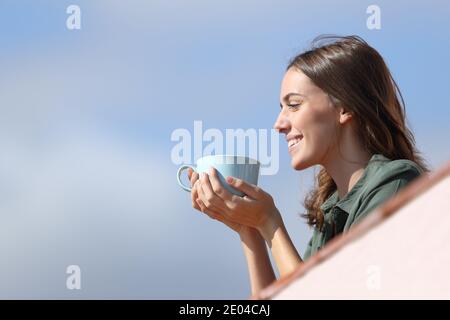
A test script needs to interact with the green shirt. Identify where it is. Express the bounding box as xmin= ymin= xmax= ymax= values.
xmin=303 ymin=154 xmax=423 ymax=260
